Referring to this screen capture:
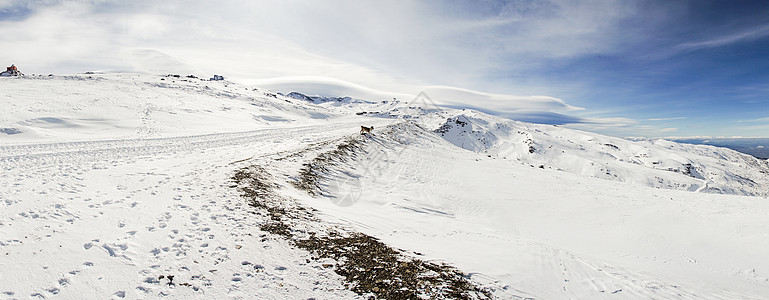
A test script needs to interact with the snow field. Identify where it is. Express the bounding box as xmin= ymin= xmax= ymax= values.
xmin=2 ymin=73 xmax=769 ymax=299
xmin=304 ymin=123 xmax=769 ymax=299
xmin=0 ymin=121 xmax=389 ymax=298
